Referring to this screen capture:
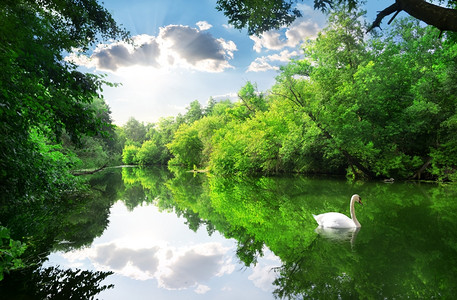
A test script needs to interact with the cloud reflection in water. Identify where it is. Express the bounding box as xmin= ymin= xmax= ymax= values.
xmin=52 ymin=201 xmax=280 ymax=298
xmin=64 ymin=241 xmax=235 ymax=293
